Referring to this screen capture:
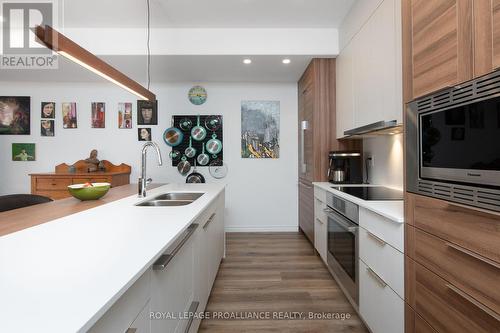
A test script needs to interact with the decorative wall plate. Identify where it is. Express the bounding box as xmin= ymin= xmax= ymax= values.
xmin=188 ymin=86 xmax=207 ymax=105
